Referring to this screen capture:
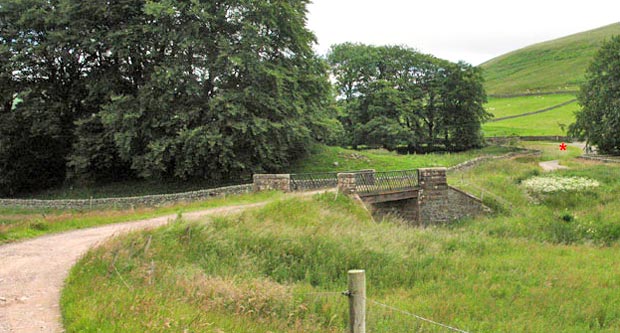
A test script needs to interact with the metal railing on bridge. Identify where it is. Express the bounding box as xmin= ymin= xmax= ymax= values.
xmin=290 ymin=169 xmax=376 ymax=192
xmin=355 ymin=169 xmax=419 ymax=195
